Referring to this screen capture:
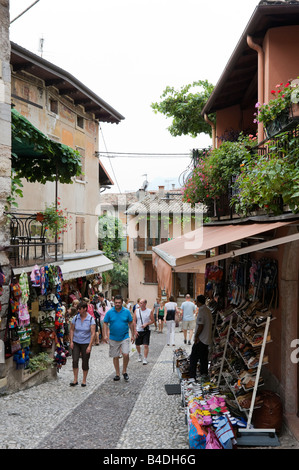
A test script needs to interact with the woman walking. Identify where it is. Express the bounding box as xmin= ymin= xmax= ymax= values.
xmin=164 ymin=296 xmax=179 ymax=346
xmin=69 ymin=300 xmax=96 ymax=387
